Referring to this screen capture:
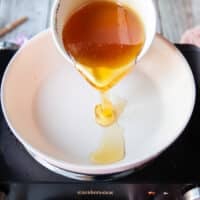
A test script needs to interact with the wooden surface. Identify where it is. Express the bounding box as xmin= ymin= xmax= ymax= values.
xmin=0 ymin=0 xmax=199 ymax=43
